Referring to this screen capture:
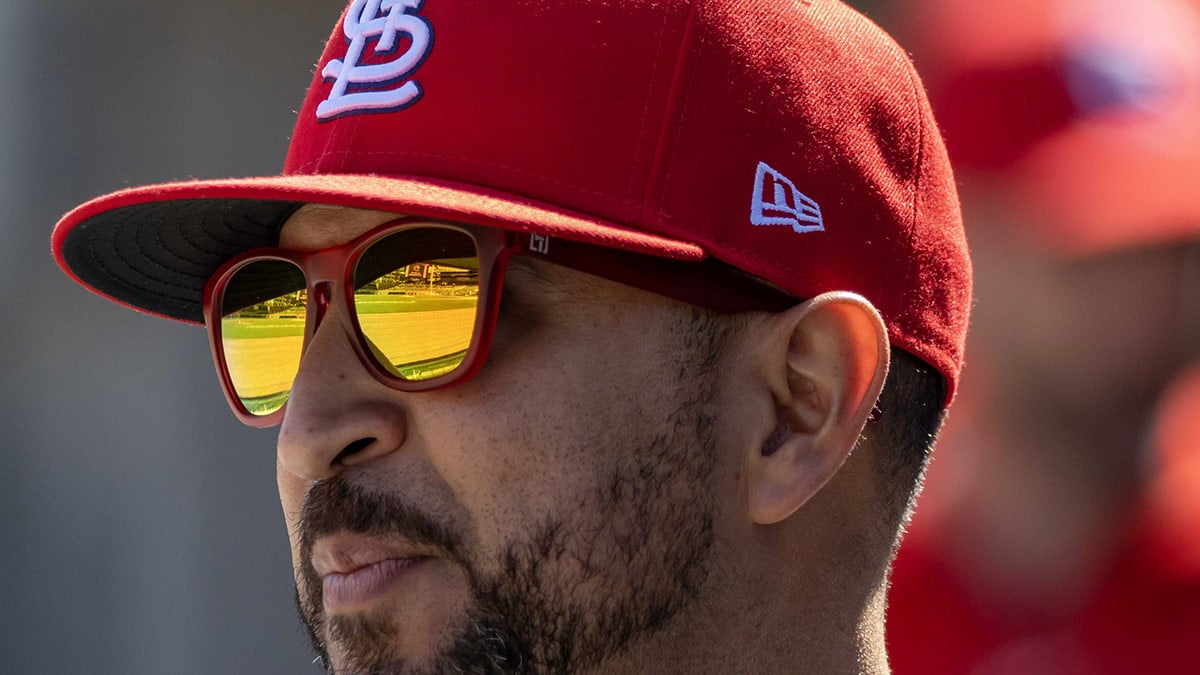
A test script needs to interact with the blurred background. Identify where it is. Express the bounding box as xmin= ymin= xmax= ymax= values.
xmin=2 ymin=0 xmax=1195 ymax=673
xmin=3 ymin=2 xmax=343 ymax=672
xmin=883 ymin=1 xmax=1200 ymax=673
